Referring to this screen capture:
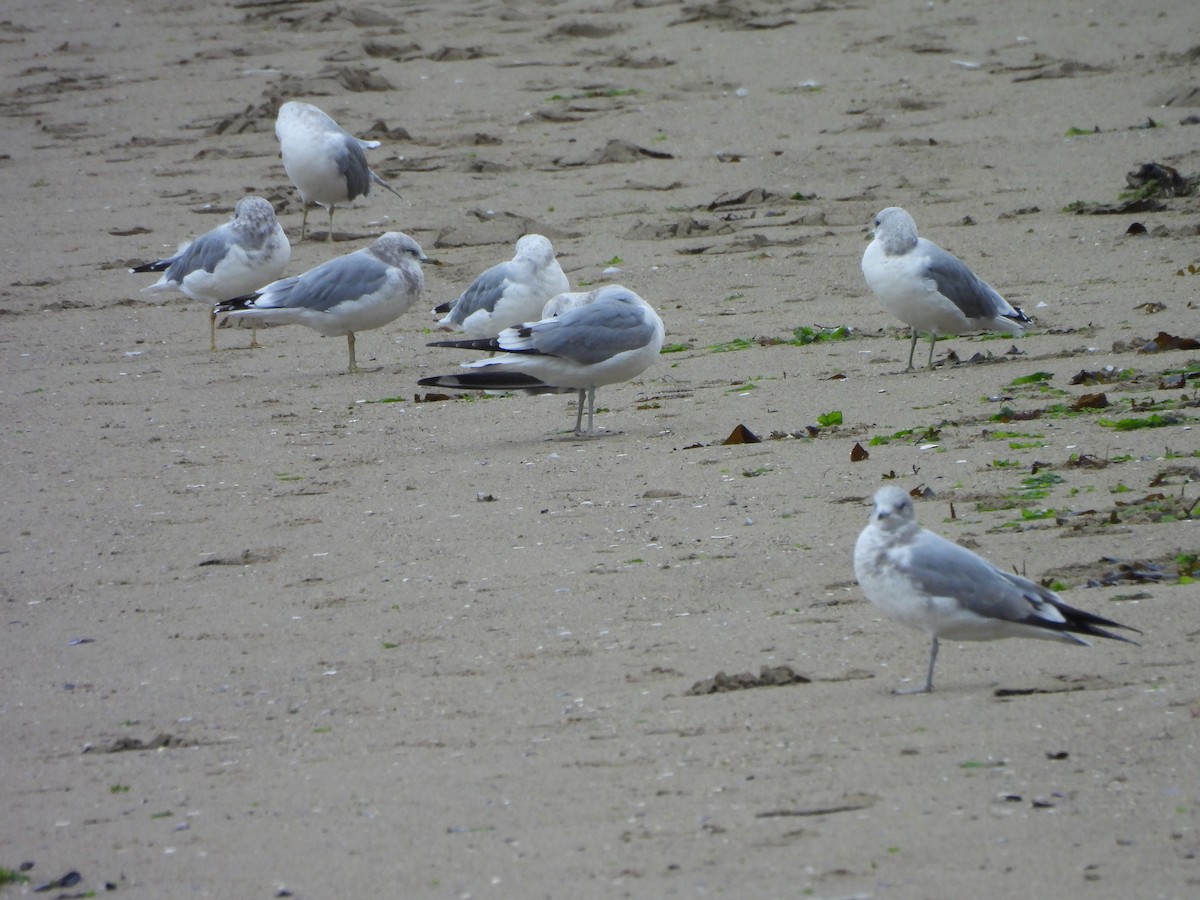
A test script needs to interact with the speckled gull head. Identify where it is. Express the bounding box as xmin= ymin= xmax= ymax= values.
xmin=871 ymin=206 xmax=920 ymax=256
